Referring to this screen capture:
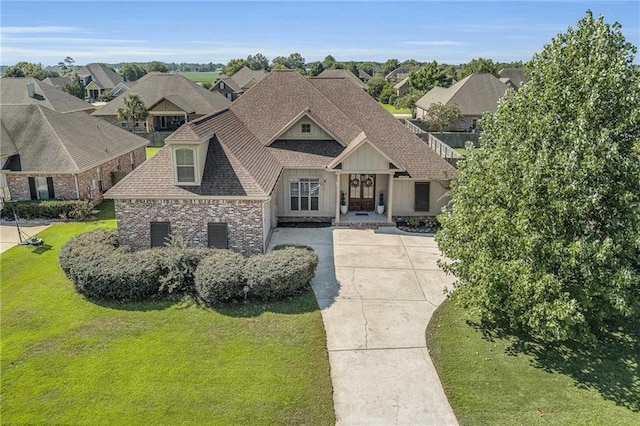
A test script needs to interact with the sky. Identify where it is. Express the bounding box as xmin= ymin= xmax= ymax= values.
xmin=1 ymin=1 xmax=638 ymax=66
